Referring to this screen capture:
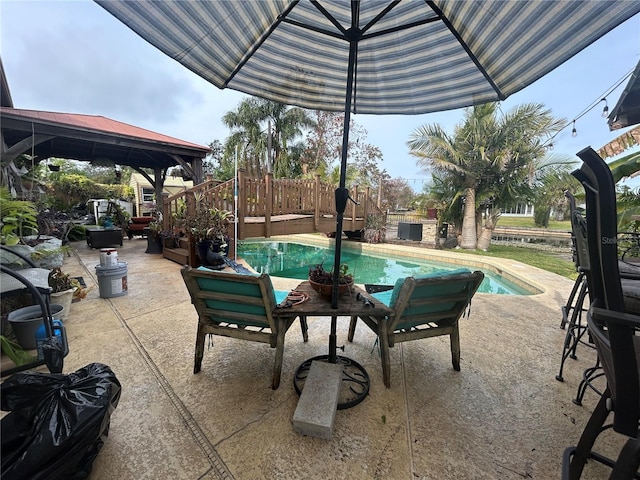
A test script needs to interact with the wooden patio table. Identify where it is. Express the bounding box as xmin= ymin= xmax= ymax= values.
xmin=273 ymin=280 xmax=392 ymax=409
